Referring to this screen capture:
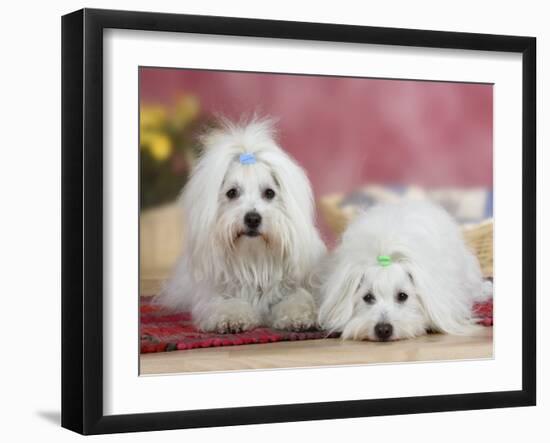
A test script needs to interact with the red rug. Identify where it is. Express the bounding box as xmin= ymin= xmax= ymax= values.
xmin=140 ymin=296 xmax=493 ymax=353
